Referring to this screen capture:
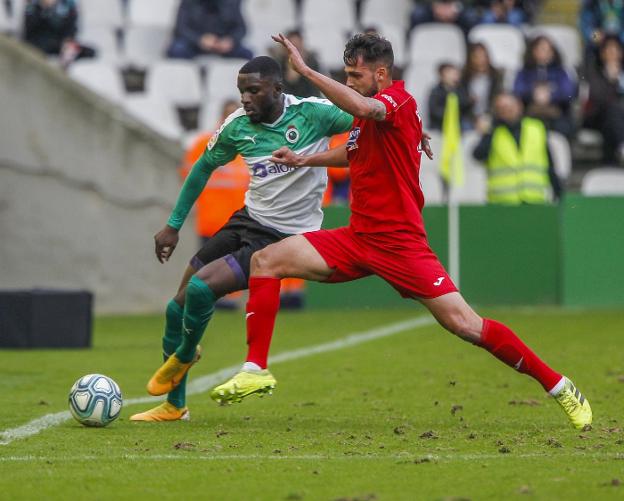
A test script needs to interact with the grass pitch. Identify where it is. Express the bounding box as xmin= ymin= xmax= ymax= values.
xmin=1 ymin=307 xmax=623 ymax=500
